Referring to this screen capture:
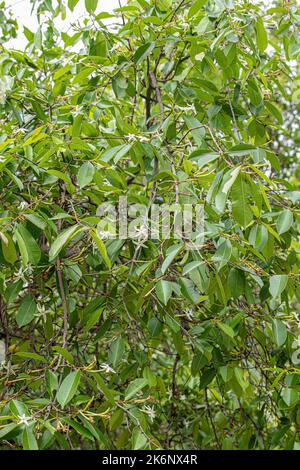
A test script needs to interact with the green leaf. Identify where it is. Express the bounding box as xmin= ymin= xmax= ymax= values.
xmin=56 ymin=370 xmax=81 ymax=408
xmin=228 ymin=144 xmax=257 ymax=157
xmin=5 ymin=168 xmax=24 ymax=191
xmin=191 ymin=352 xmax=207 ymax=375
xmin=161 ymin=244 xmax=183 ymax=274
xmin=148 ymin=317 xmax=163 ymax=336
xmin=188 ymin=0 xmax=209 ymax=17
xmin=281 ymin=388 xmax=298 ymax=407
xmin=1 ymin=232 xmax=17 ymax=264
xmin=45 ymin=369 xmax=59 ymax=394
xmin=217 ymin=322 xmax=235 ymax=339
xmin=0 ymin=423 xmax=19 ymax=439
xmin=265 ymin=101 xmax=283 ymax=124
xmin=90 ymin=229 xmax=111 ymax=268
xmin=77 ymin=162 xmax=95 ymax=189
xmin=221 ymin=166 xmax=241 ymax=194
xmin=179 ymin=277 xmax=199 ymax=304
xmin=190 ymin=150 xmax=218 ymax=169
xmin=133 ymin=42 xmax=155 ymax=65
xmin=100 ymin=144 xmax=132 ymax=163
xmin=255 ymin=17 xmax=268 ymax=53
xmin=16 ymin=224 xmax=41 ymax=265
xmin=234 ymin=367 xmax=247 ymax=392
xmin=91 ymin=372 xmax=116 ymax=405
xmin=108 ymin=337 xmax=125 ymax=368
xmin=219 ymin=366 xmax=233 ymax=383
xmin=15 ymin=351 xmax=45 ymax=362
xmin=132 ymin=427 xmax=147 ymax=450
xmin=46 ymin=170 xmax=72 ymax=184
xmin=10 ymin=399 xmax=29 ymax=417
xmin=68 ymin=0 xmax=80 ymax=11
xmin=184 ymin=115 xmax=205 ymax=145
xmin=84 ymin=308 xmax=103 ymax=332
xmin=269 ymin=274 xmax=288 ymax=300
xmin=272 ymin=319 xmax=287 ymax=347
xmin=276 ymin=210 xmax=293 ymax=235
xmin=52 ymin=346 xmax=74 ymax=364
xmin=63 ymin=417 xmax=95 ymax=441
xmin=16 ymin=294 xmax=37 ymax=327
xmin=228 ymin=269 xmax=245 ymax=298
xmin=85 ymin=0 xmax=98 ymax=14
xmin=182 ymin=261 xmax=204 ymax=276
xmin=212 ymin=239 xmax=232 ymax=271
xmin=199 ymin=368 xmax=215 ymax=389
xmin=125 ymin=378 xmax=148 ymax=401
xmin=156 ymin=280 xmax=172 ymax=305
xmin=15 ymin=229 xmax=29 ymax=265
xmin=231 ymin=174 xmax=253 ymax=228
xmin=23 ymin=213 xmax=47 ymax=230
xmin=249 ymin=224 xmax=268 ymax=251
xmin=49 ymin=225 xmax=82 ymax=261
xmin=79 ymin=412 xmax=110 ymax=444
xmin=22 ymin=425 xmax=38 ymax=450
